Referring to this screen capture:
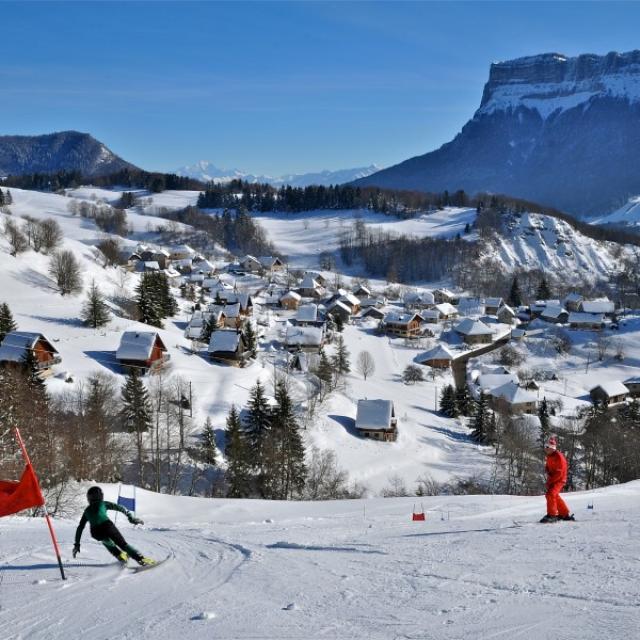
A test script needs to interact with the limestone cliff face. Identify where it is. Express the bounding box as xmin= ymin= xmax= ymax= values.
xmin=355 ymin=51 xmax=640 ymax=217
